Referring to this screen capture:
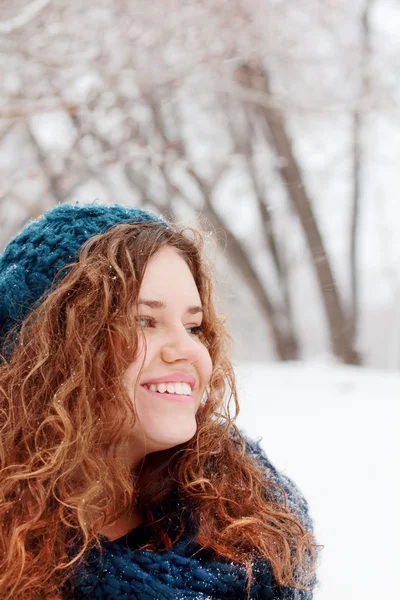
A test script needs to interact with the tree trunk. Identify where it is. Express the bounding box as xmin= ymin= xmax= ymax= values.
xmin=236 ymin=64 xmax=360 ymax=364
xmin=186 ymin=168 xmax=299 ymax=361
xmin=350 ymin=1 xmax=372 ymax=349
